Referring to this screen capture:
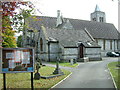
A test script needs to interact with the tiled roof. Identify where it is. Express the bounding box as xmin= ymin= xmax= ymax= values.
xmin=70 ymin=19 xmax=119 ymax=39
xmin=79 ymin=42 xmax=101 ymax=48
xmin=27 ymin=16 xmax=119 ymax=40
xmin=45 ymin=28 xmax=93 ymax=47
